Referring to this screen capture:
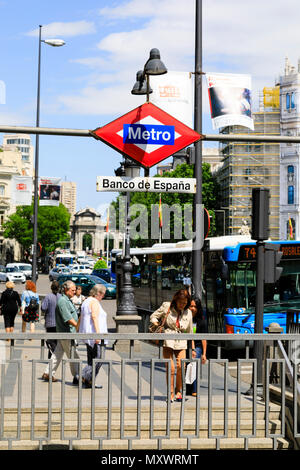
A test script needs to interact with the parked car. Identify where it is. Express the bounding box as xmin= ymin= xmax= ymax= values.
xmin=0 ymin=266 xmax=26 ymax=283
xmin=6 ymin=263 xmax=38 ymax=280
xmin=57 ymin=274 xmax=116 ymax=298
xmin=49 ymin=267 xmax=71 ymax=281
